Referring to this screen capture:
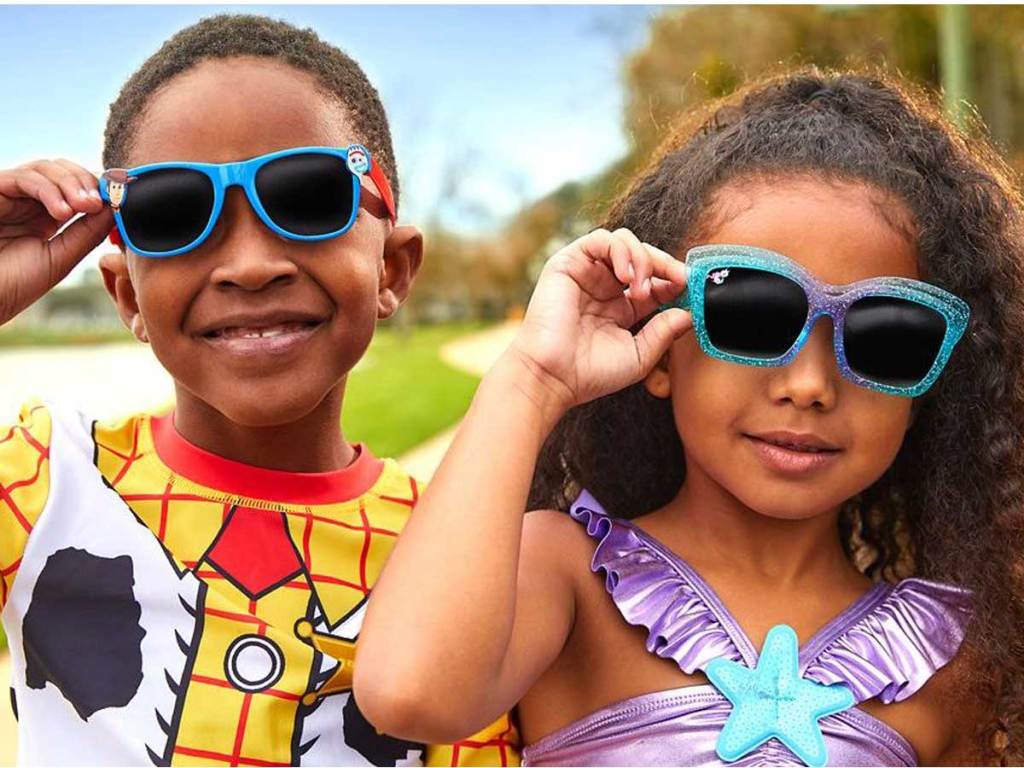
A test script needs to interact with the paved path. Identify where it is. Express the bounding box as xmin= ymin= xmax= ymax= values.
xmin=398 ymin=321 xmax=519 ymax=480
xmin=0 ymin=321 xmax=520 ymax=763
